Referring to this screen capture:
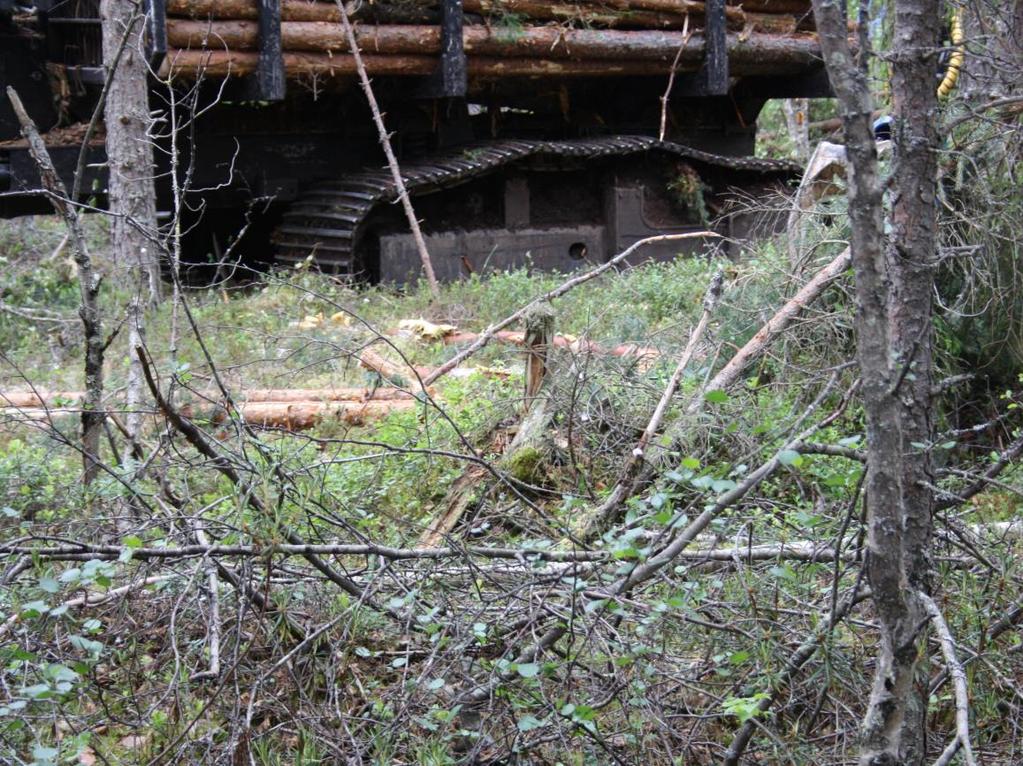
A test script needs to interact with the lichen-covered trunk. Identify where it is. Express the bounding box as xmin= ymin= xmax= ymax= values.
xmin=101 ymin=0 xmax=161 ymax=452
xmin=102 ymin=0 xmax=160 ymax=295
xmin=875 ymin=0 xmax=942 ymax=758
xmin=811 ymin=0 xmax=940 ymax=761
